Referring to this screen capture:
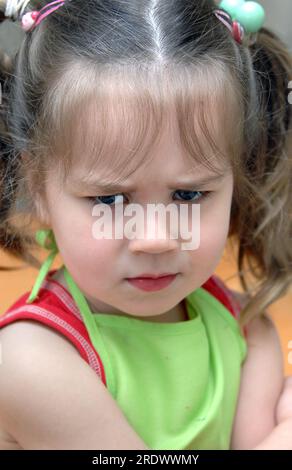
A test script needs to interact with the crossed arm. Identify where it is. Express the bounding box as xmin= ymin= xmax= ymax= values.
xmin=230 ymin=291 xmax=292 ymax=450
